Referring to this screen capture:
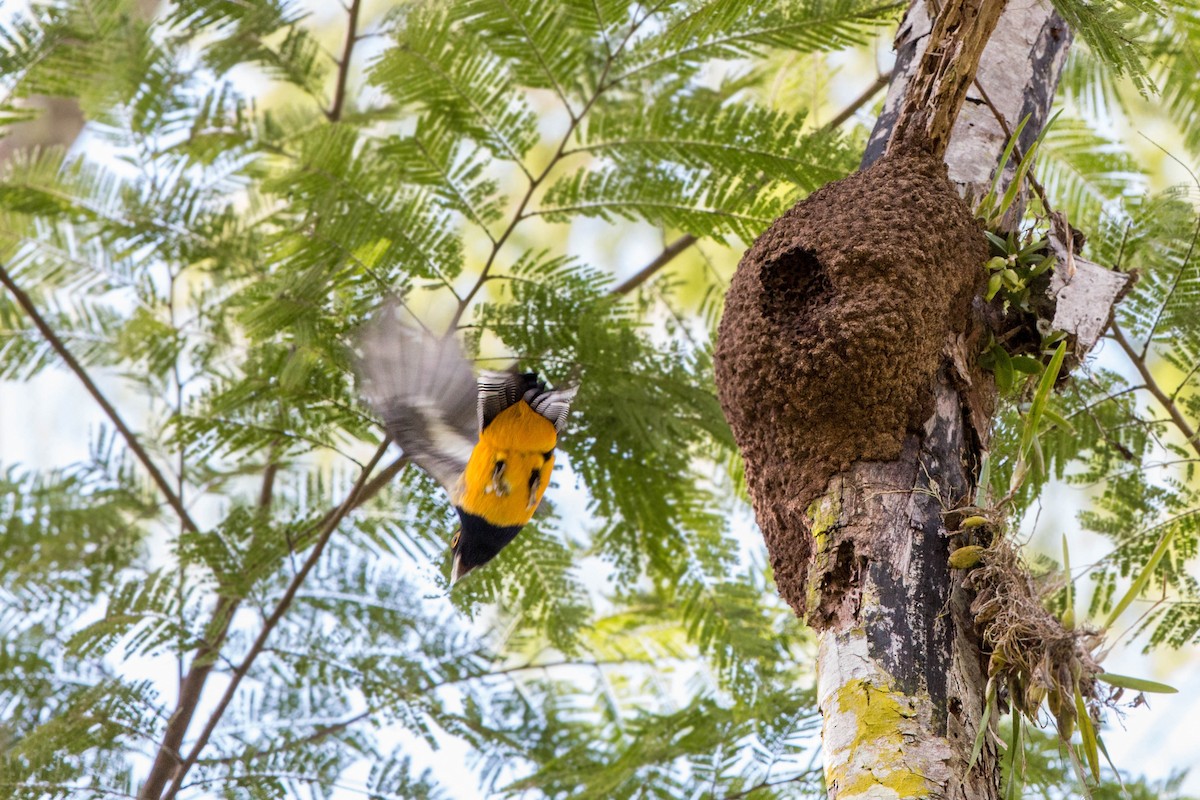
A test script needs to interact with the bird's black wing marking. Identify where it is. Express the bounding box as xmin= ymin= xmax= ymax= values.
xmin=357 ymin=305 xmax=477 ymax=494
xmin=477 ymin=371 xmax=540 ymax=430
